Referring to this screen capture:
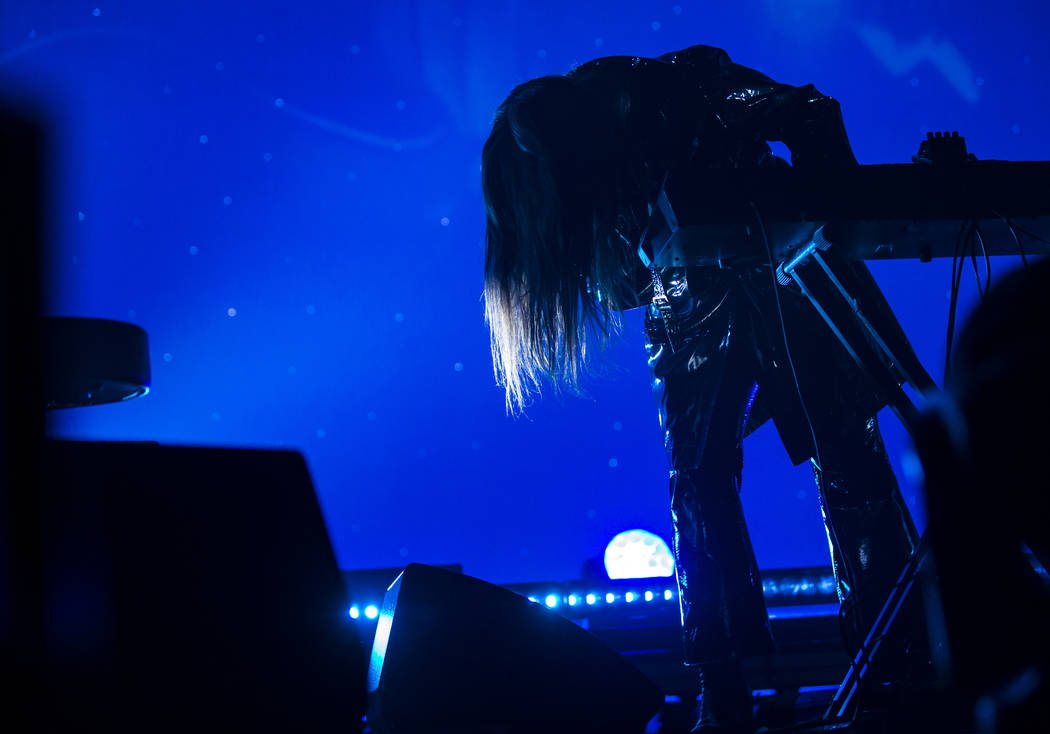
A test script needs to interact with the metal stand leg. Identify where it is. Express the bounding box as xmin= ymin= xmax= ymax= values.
xmin=823 ymin=543 xmax=930 ymax=722
xmin=779 ymin=240 xmax=938 ymax=725
xmin=787 ymin=252 xmax=933 ymax=436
